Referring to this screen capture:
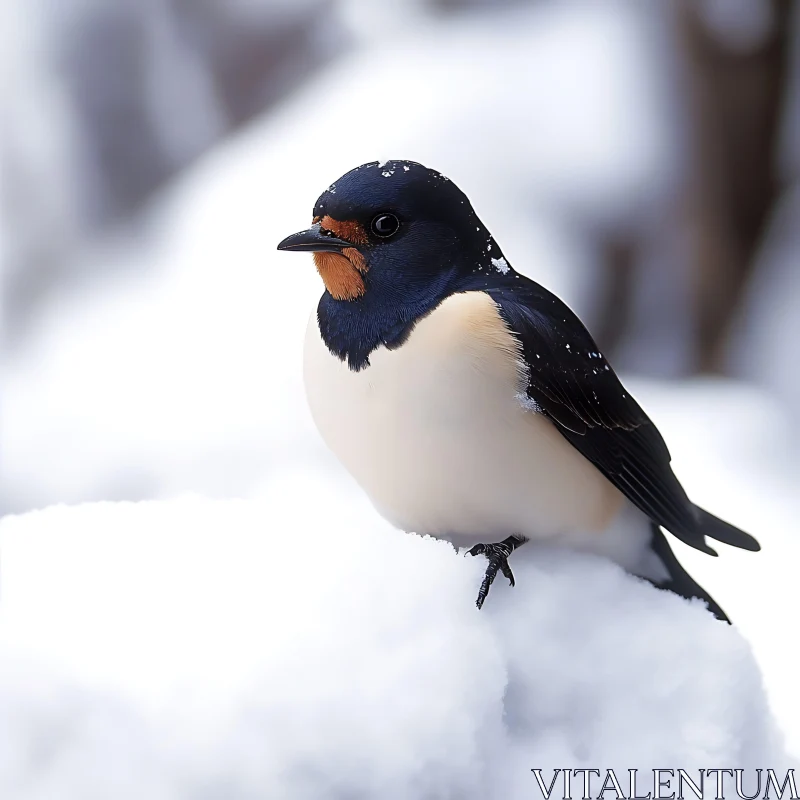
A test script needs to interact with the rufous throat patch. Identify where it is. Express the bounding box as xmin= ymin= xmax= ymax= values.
xmin=313 ymin=251 xmax=366 ymax=301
